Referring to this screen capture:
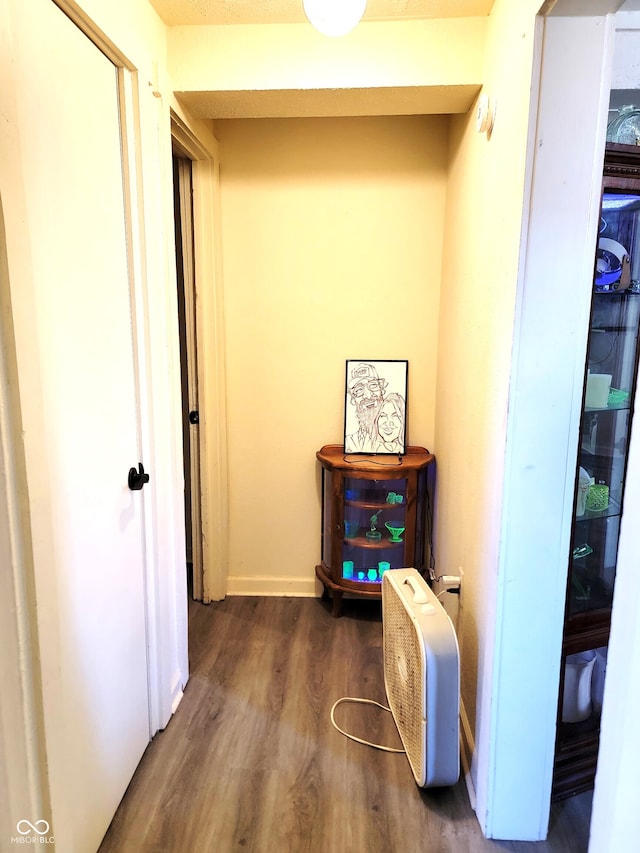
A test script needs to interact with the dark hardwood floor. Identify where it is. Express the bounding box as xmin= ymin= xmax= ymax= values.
xmin=98 ymin=596 xmax=592 ymax=853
